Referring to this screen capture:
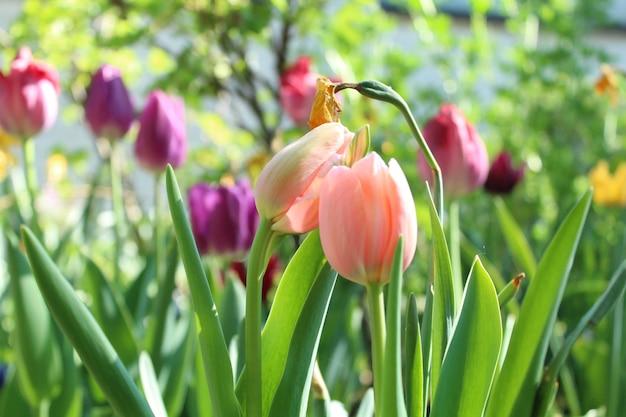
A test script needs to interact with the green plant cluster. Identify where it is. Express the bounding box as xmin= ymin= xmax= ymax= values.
xmin=1 ymin=0 xmax=625 ymax=416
